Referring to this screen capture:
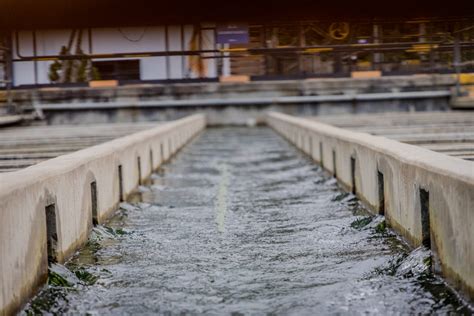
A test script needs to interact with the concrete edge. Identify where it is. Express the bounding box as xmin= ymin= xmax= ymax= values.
xmin=268 ymin=112 xmax=474 ymax=185
xmin=266 ymin=111 xmax=474 ymax=302
xmin=30 ymin=90 xmax=451 ymax=110
xmin=0 ymin=114 xmax=204 ymax=196
xmin=0 ymin=114 xmax=206 ymax=315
